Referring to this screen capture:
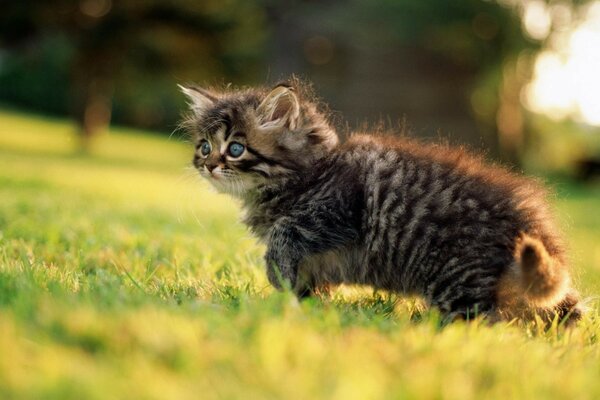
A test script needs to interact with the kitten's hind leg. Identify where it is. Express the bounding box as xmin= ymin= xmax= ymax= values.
xmin=428 ymin=270 xmax=500 ymax=324
xmin=439 ymin=302 xmax=498 ymax=324
xmin=555 ymin=291 xmax=584 ymax=325
xmin=542 ymin=290 xmax=584 ymax=326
